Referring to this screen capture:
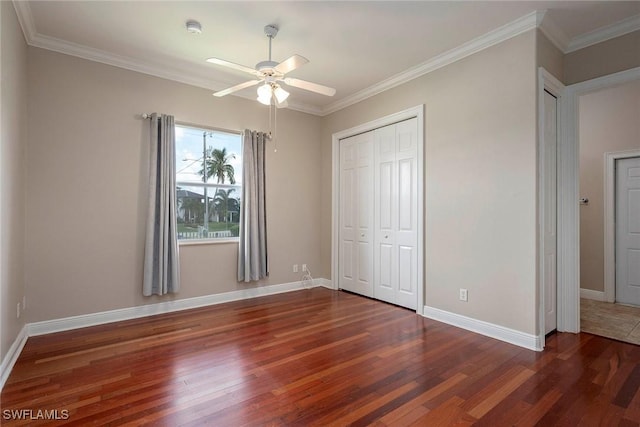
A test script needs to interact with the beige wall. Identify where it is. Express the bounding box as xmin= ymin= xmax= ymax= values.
xmin=25 ymin=48 xmax=323 ymax=322
xmin=1 ymin=2 xmax=28 ymax=361
xmin=579 ymin=80 xmax=640 ymax=292
xmin=565 ymin=30 xmax=640 ymax=85
xmin=537 ymin=30 xmax=564 ymax=83
xmin=321 ymin=31 xmax=538 ymax=334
